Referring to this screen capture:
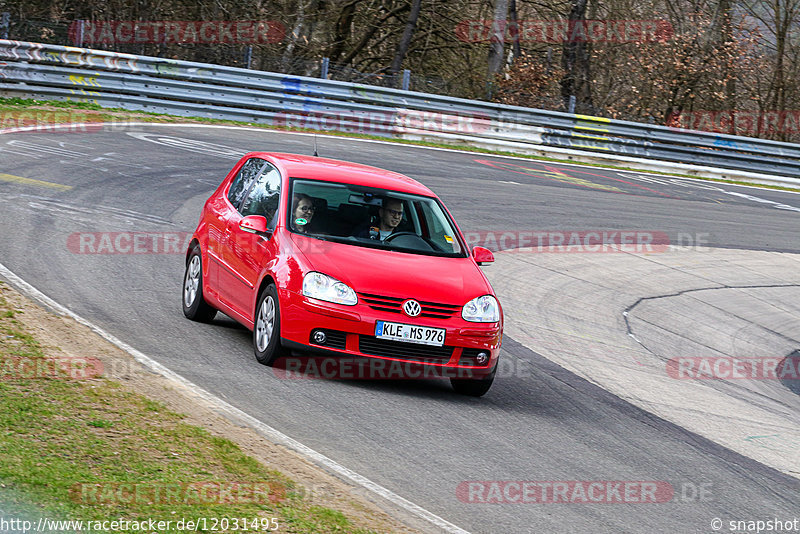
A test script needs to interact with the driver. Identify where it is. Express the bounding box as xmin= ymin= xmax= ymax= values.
xmin=357 ymin=197 xmax=404 ymax=240
xmin=377 ymin=198 xmax=404 ymax=240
